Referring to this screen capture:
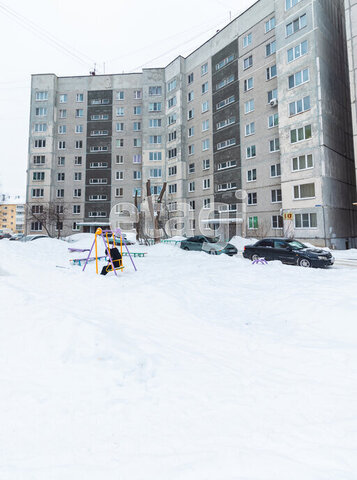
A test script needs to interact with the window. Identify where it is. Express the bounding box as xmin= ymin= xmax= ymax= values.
xmin=134 ymin=90 xmax=142 ymax=99
xmin=203 ymin=178 xmax=210 ymax=190
xmin=243 ymin=55 xmax=253 ymax=70
xmin=188 ymin=144 xmax=194 ymax=155
xmin=286 ymin=14 xmax=307 ymax=37
xmin=202 ymin=139 xmax=210 ymax=151
xmin=295 ymin=212 xmax=317 ymax=228
xmin=218 ymin=182 xmax=237 ymax=191
xmin=268 ymin=113 xmax=279 ymax=128
xmin=116 ymin=171 xmax=124 ymax=180
xmin=289 ymin=68 xmax=309 ymax=89
xmin=91 ymin=114 xmax=108 ymax=120
xmin=266 ymin=40 xmax=276 ymax=57
xmin=149 ymin=102 xmax=161 ymax=112
xmin=74 ymin=172 xmax=82 ymax=181
xmin=168 ymin=166 xmax=177 ymax=176
xmin=75 ymin=124 xmax=84 ymax=133
xmin=31 ymin=188 xmax=44 ymax=198
xmin=188 ymin=108 xmax=194 ymax=120
xmin=217 ymin=117 xmax=235 ymax=130
xmin=115 ymin=188 xmax=124 ymax=197
xmin=189 ymin=200 xmax=195 ymax=210
xmin=203 ymin=198 xmax=211 ymax=209
xmin=116 ymin=139 xmax=124 ymax=147
xmin=202 ymin=159 xmax=210 ymax=170
xmin=149 ymin=135 xmax=162 ymax=144
xmin=288 ymin=40 xmax=308 ymax=62
xmin=151 ymin=186 xmax=162 ymax=195
xmin=74 ymin=156 xmax=82 ymax=165
xmin=133 ymin=106 xmax=142 ymax=115
xmin=201 ymin=63 xmax=208 ymax=75
xmin=133 ymin=154 xmax=142 ymax=163
xmin=247 ymin=169 xmax=257 ymax=182
xmin=202 ymin=100 xmax=209 ymax=113
xmin=244 ymin=77 xmax=253 ymax=91
xmin=75 ymin=109 xmax=84 ymax=118
xmin=289 ymin=96 xmax=310 ymax=116
xmin=149 ymin=86 xmax=162 ymax=96
xmin=59 ymin=94 xmax=67 ymax=103
xmin=58 ymin=141 xmax=65 ymax=149
xmin=286 ymin=0 xmax=301 ymax=9
xmin=266 ymin=65 xmax=277 ymax=80
xmin=34 ymin=139 xmax=46 ymax=148
xmin=270 ymin=163 xmax=281 ymax=177
xmin=169 ymin=184 xmax=177 ymax=194
xmin=73 ymin=205 xmax=81 ymax=214
xmin=188 ymin=163 xmax=195 ymax=174
xmin=216 ymin=74 xmax=235 ymax=91
xmin=216 ymin=95 xmax=235 ymax=110
xmin=245 ymin=99 xmax=254 ymax=114
xmin=188 ymin=91 xmax=194 ymax=102
xmin=188 ymin=126 xmax=194 ymax=137
xmin=133 ymin=122 xmax=141 ymax=131
xmin=31 ymin=221 xmax=42 ymax=231
xmin=150 ymin=168 xmax=161 ymax=178
xmin=116 ymin=107 xmax=124 ymax=116
xmin=271 ymin=189 xmax=282 ymax=203
xmin=34 ymin=123 xmax=47 ymax=132
xmin=292 ymin=153 xmax=313 ymax=171
xmin=217 ymin=138 xmax=236 ymax=150
xmin=187 ymin=73 xmax=194 ymax=84
xmin=88 ymin=211 xmax=106 ymax=218
xmin=32 ymin=205 xmax=44 ymax=214
xmin=35 ymin=91 xmax=48 ymax=101
xmin=188 ymin=181 xmax=195 ymax=192
xmin=149 ymin=152 xmax=162 ymax=161
xmin=265 ymin=17 xmax=276 ymax=33
xmin=246 ymin=145 xmax=256 ymax=158
xmin=168 ymin=96 xmax=177 ymax=108
xmin=167 ymin=114 xmax=176 ymax=126
xmin=149 ymin=118 xmax=161 ymax=128
xmin=293 ymin=183 xmax=315 ymax=199
xmin=245 ymin=122 xmax=255 ymax=136
xmin=243 ymin=32 xmax=252 ymax=48
xmin=90 ymin=98 xmax=110 ymax=105
xmin=116 ymin=122 xmax=124 ymax=132
xmin=131 ymin=187 xmax=141 ymax=198
xmin=34 ymin=155 xmax=46 ymax=164
xmin=35 ymin=107 xmax=47 ymax=116
xmin=272 ymin=215 xmax=283 ymax=229
xmin=133 ymin=171 xmax=141 ymax=180
xmin=168 ymin=130 xmax=177 ymax=141
xmin=247 ymin=192 xmax=257 ymax=205
xmin=89 ymin=178 xmax=107 ymax=185
xmin=91 ymin=129 xmax=108 ymax=136
xmin=57 ymin=172 xmax=65 ymax=181
xmin=202 ymin=82 xmax=208 ymax=94
xmin=56 ymin=189 xmax=64 ymax=198
xmin=58 ymin=125 xmax=66 ymax=134
xmin=167 ymin=79 xmax=176 ymax=92
xmin=90 ymin=162 xmax=107 ymax=168
xmin=268 ymin=89 xmax=278 ymax=103
xmin=269 ymin=138 xmax=280 ymax=152
xmin=290 ymin=125 xmax=312 ymax=143
xmin=76 ymin=93 xmax=84 ymax=102
xmin=202 ymin=119 xmax=209 ymax=131
xmin=117 ymin=91 xmax=124 ymax=100
xmin=33 ymin=172 xmax=45 ymax=181
xmin=75 ymin=140 xmax=83 ymax=149
xmin=218 ymin=160 xmax=237 ymax=170
xmin=216 ymin=54 xmax=234 ymax=71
